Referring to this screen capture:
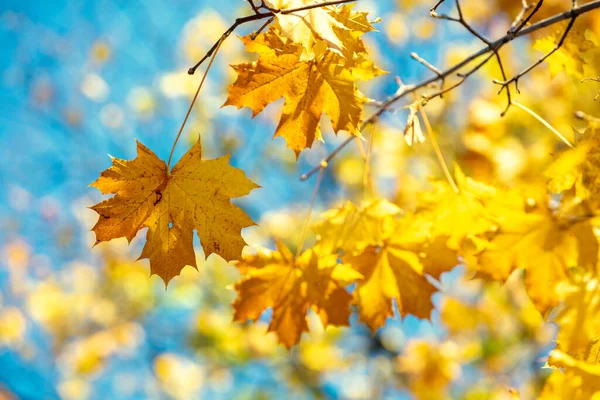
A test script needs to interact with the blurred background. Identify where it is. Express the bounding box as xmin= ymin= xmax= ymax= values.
xmin=1 ymin=0 xmax=600 ymax=398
